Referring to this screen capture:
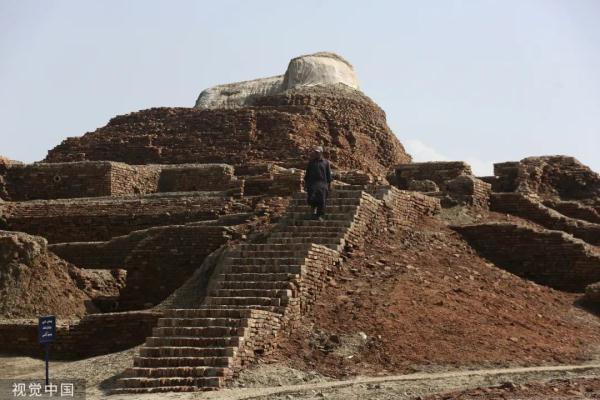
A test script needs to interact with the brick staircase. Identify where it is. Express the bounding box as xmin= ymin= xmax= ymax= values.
xmin=111 ymin=187 xmax=380 ymax=394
